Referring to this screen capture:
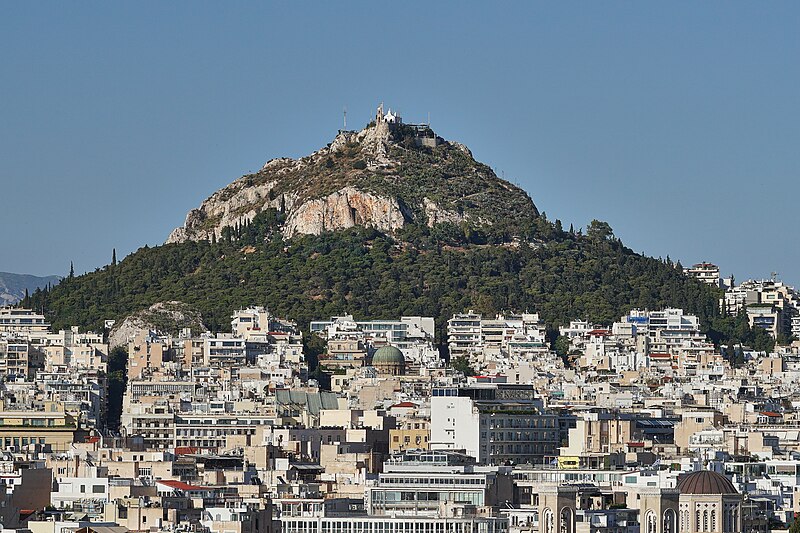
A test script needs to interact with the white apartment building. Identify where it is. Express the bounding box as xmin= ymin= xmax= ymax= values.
xmin=367 ymin=450 xmax=512 ymax=516
xmin=205 ymin=335 xmax=246 ymax=366
xmin=431 ymin=385 xmax=558 ymax=466
xmin=0 ymin=308 xmax=50 ymax=340
xmin=624 ymin=308 xmax=706 ymax=352
xmin=447 ymin=312 xmax=547 ymax=368
xmin=723 ymin=280 xmax=800 ymax=337
xmin=685 ymin=262 xmax=722 ymax=288
xmin=51 ymin=465 xmax=110 ymax=509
